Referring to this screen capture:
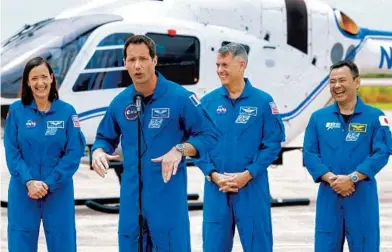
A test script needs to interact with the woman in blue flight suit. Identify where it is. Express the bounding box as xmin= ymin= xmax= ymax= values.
xmin=4 ymin=56 xmax=86 ymax=252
